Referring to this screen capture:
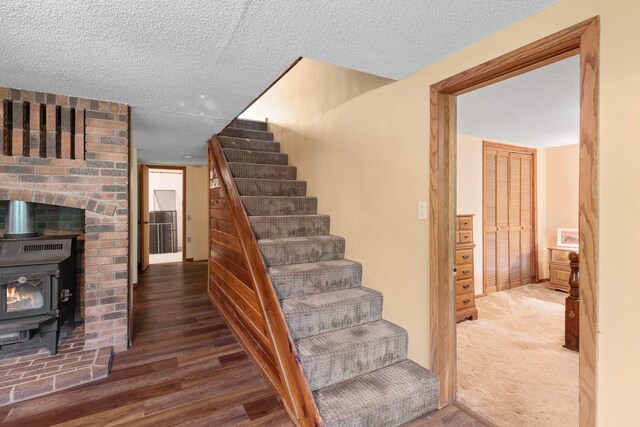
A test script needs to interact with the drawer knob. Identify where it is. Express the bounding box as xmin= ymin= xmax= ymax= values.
xmin=463 ymin=299 xmax=470 ymax=304
xmin=463 ymin=270 xmax=470 ymax=274
xmin=463 ymin=284 xmax=470 ymax=289
xmin=462 ymin=255 xmax=469 ymax=260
